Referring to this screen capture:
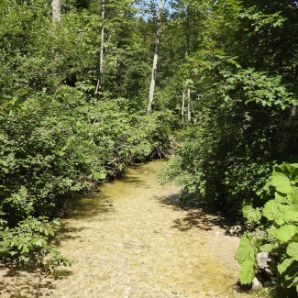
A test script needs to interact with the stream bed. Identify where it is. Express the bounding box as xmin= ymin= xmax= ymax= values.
xmin=1 ymin=160 xmax=251 ymax=298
